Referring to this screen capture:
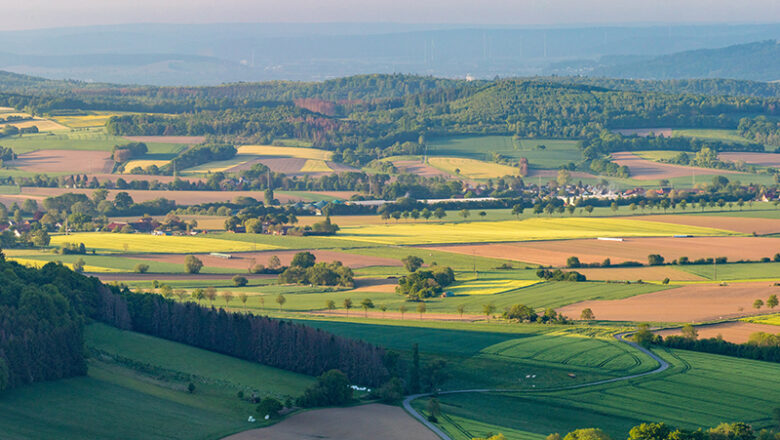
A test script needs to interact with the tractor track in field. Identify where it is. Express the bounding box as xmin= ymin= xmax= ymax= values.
xmin=402 ymin=331 xmax=670 ymax=440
